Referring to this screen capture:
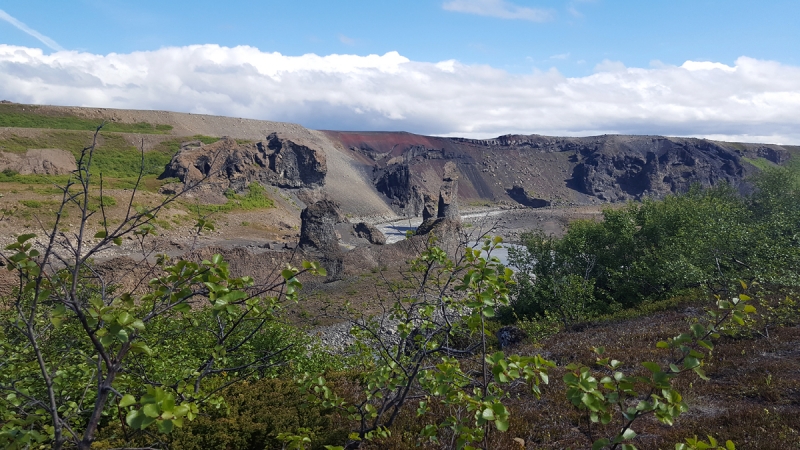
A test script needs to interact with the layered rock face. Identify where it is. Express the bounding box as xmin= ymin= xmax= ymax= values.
xmin=322 ymin=131 xmax=795 ymax=210
xmin=162 ymin=133 xmax=326 ymax=198
xmin=575 ymin=137 xmax=750 ymax=202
